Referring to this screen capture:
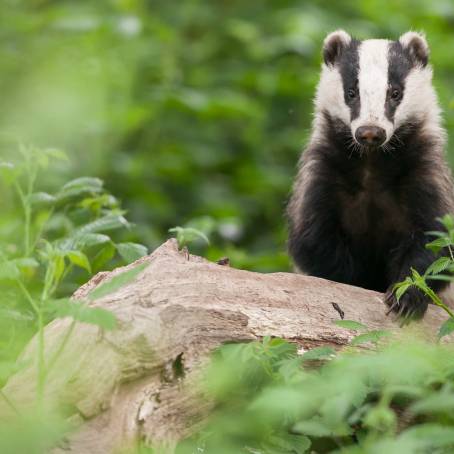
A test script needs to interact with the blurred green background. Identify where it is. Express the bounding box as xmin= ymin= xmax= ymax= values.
xmin=1 ymin=0 xmax=454 ymax=272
